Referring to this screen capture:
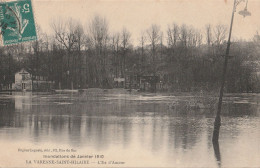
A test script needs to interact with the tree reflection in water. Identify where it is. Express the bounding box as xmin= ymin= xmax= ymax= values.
xmin=1 ymin=92 xmax=260 ymax=167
